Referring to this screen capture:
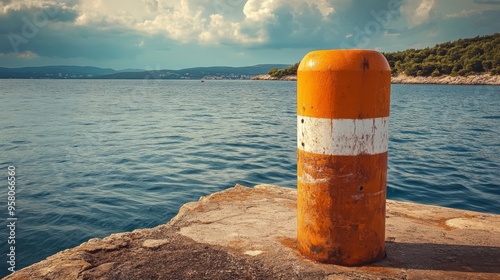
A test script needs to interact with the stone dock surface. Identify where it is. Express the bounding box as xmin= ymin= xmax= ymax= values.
xmin=5 ymin=184 xmax=500 ymax=280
